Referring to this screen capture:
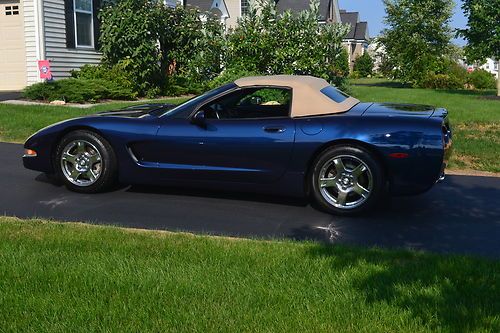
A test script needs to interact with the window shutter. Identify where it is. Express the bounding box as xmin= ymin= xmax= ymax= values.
xmin=93 ymin=0 xmax=101 ymax=50
xmin=64 ymin=0 xmax=75 ymax=48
